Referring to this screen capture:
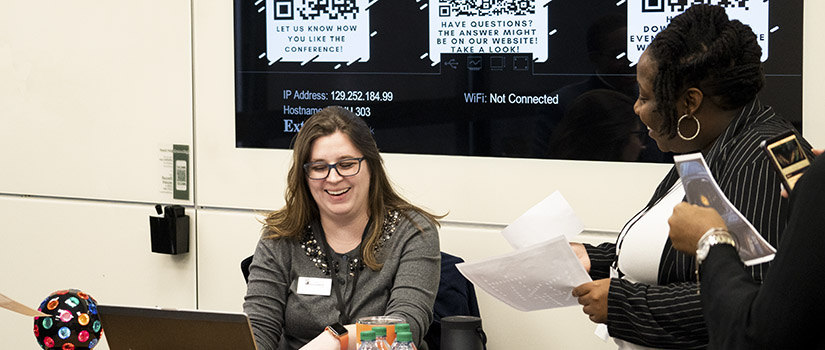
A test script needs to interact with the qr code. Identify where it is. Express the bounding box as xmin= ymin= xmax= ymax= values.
xmin=299 ymin=0 xmax=359 ymax=20
xmin=642 ymin=0 xmax=751 ymax=13
xmin=438 ymin=0 xmax=535 ymax=17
